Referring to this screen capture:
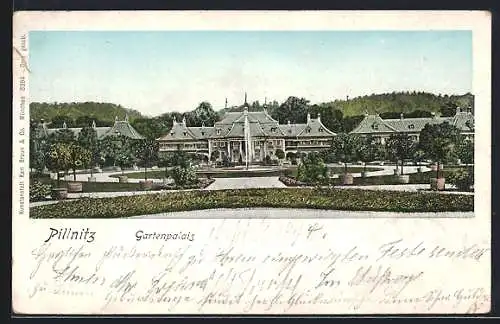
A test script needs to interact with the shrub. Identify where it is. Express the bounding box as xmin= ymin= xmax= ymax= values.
xmin=30 ymin=180 xmax=52 ymax=201
xmin=296 ymin=153 xmax=328 ymax=184
xmin=447 ymin=168 xmax=474 ymax=191
xmin=169 ymin=165 xmax=198 ymax=186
